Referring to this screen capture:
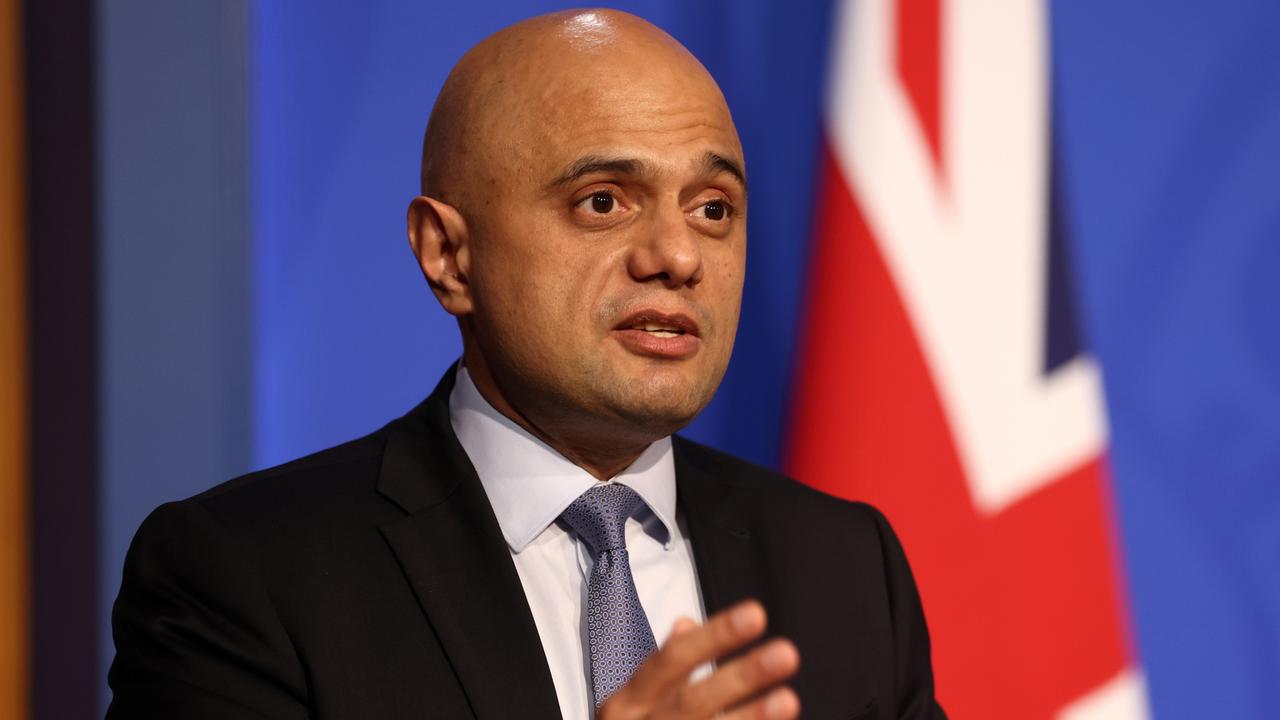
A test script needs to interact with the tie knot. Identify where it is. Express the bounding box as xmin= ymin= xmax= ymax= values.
xmin=561 ymin=483 xmax=647 ymax=558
